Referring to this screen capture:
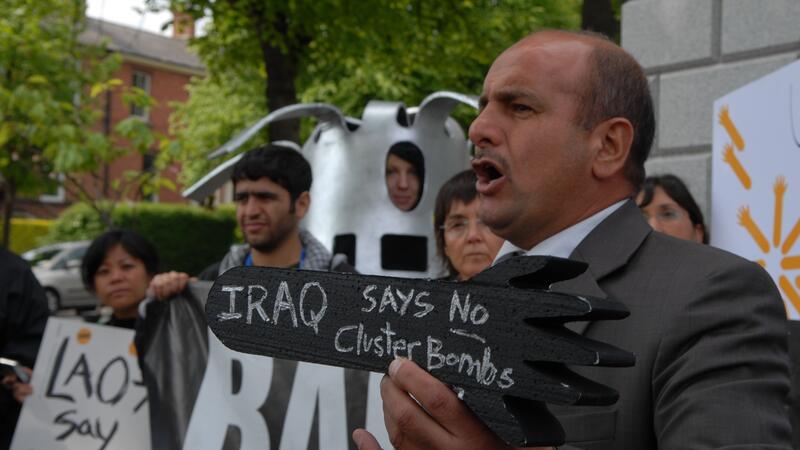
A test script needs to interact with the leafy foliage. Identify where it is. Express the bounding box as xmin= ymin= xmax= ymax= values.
xmin=167 ymin=68 xmax=267 ymax=189
xmin=158 ymin=0 xmax=580 ymax=187
xmin=0 ymin=218 xmax=52 ymax=253
xmin=42 ymin=202 xmax=109 ymax=244
xmin=1 ymin=0 xmax=111 ymax=197
xmin=0 ymin=0 xmax=169 ymax=243
xmin=45 ymin=202 xmax=238 ymax=274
